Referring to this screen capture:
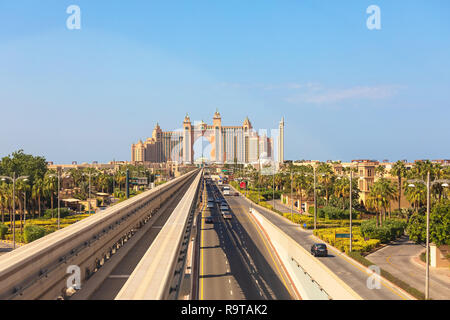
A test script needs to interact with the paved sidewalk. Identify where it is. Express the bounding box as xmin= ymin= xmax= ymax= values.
xmin=268 ymin=199 xmax=304 ymax=214
xmin=367 ymin=235 xmax=450 ymax=300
